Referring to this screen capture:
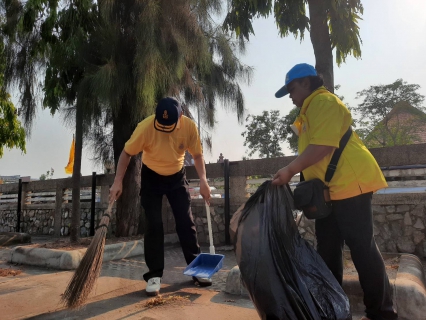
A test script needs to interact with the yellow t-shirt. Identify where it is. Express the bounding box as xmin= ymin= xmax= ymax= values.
xmin=124 ymin=115 xmax=202 ymax=176
xmin=295 ymin=87 xmax=387 ymax=200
